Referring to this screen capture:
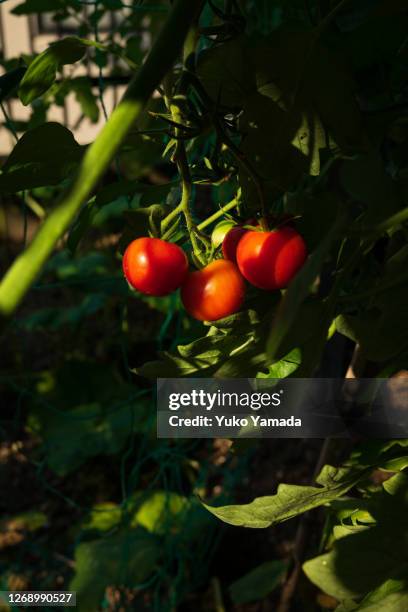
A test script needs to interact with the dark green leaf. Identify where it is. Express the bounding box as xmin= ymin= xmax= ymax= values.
xmin=70 ymin=529 xmax=160 ymax=612
xmin=0 ymin=67 xmax=27 ymax=102
xmin=337 ymin=13 xmax=408 ymax=72
xmin=267 ymin=205 xmax=346 ymax=360
xmin=197 ymin=37 xmax=255 ymax=108
xmin=125 ymin=35 xmax=144 ymax=65
xmin=12 ymin=0 xmax=80 ymax=14
xmin=336 ymin=284 xmax=408 ymax=362
xmin=18 ymin=294 xmax=106 ymax=330
xmin=230 ymin=560 xmax=288 ymax=604
xmin=257 ymin=348 xmax=301 ymax=378
xmin=340 ymin=150 xmax=403 ymax=225
xmin=238 ymin=93 xmax=315 ymax=202
xmin=303 ymin=474 xmax=408 ymax=603
xmin=251 ymin=31 xmax=366 ymax=153
xmin=19 ymin=37 xmax=104 ymax=104
xmin=0 ymin=122 xmax=82 ymax=193
xmin=101 ymin=0 xmax=122 ymax=8
xmin=69 ymin=77 xmax=100 ymax=122
xmin=29 ymin=395 xmax=147 ymax=475
xmin=336 ymin=581 xmax=408 ymax=612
